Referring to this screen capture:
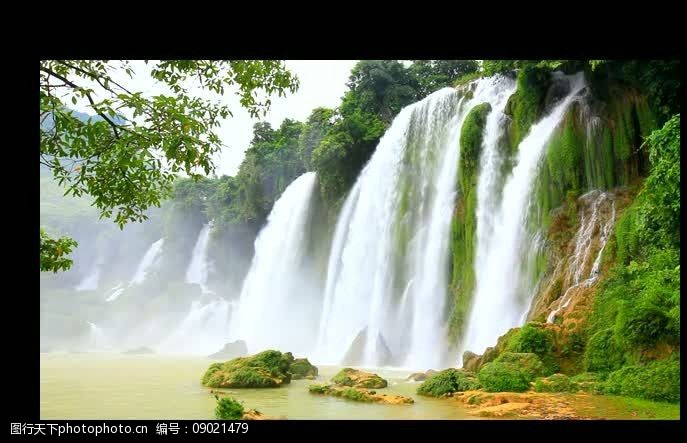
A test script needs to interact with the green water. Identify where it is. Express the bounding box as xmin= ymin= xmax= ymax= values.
xmin=40 ymin=353 xmax=476 ymax=420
